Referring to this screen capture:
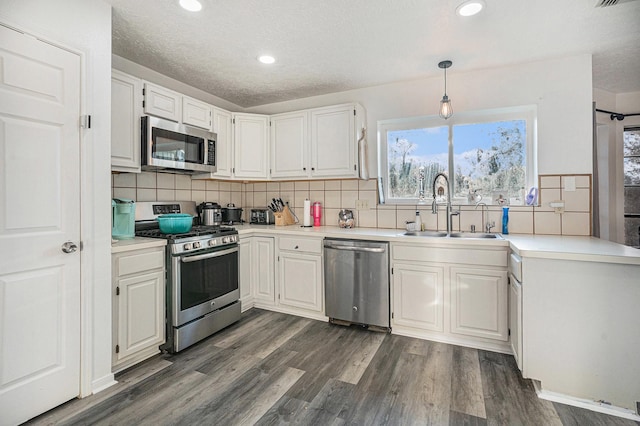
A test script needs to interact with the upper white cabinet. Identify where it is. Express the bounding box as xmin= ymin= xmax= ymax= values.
xmin=143 ymin=82 xmax=182 ymax=122
xmin=212 ymin=107 xmax=233 ymax=178
xmin=111 ymin=70 xmax=142 ymax=173
xmin=233 ymin=113 xmax=269 ymax=180
xmin=270 ymin=103 xmax=366 ymax=180
xmin=311 ymin=104 xmax=363 ymax=178
xmin=182 ymin=96 xmax=211 ymax=130
xmin=270 ymin=111 xmax=308 ymax=179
